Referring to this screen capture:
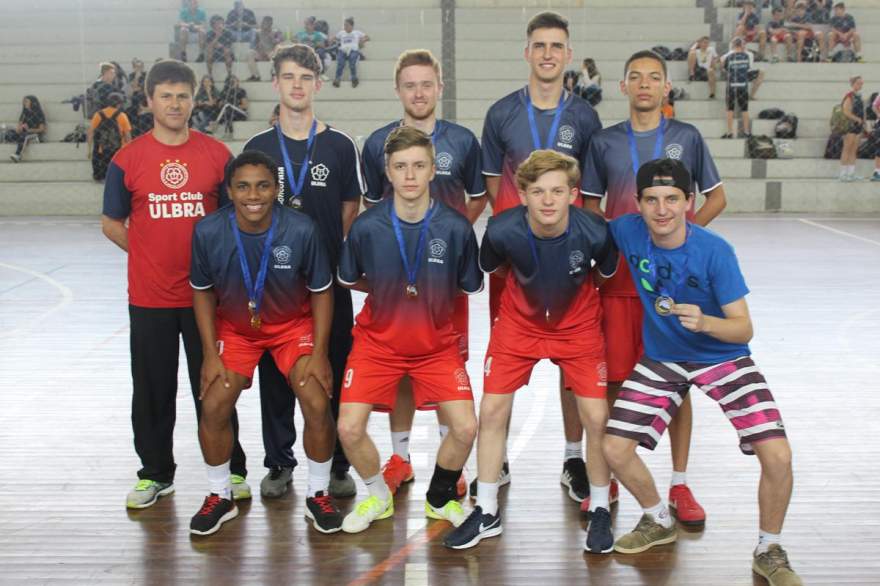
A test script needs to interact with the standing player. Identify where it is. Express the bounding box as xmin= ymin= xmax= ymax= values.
xmin=444 ymin=150 xmax=618 ymax=552
xmin=335 ymin=127 xmax=483 ymax=533
xmin=604 ymin=158 xmax=801 ymax=586
xmin=720 ymin=38 xmax=755 ymax=139
xmin=243 ymin=44 xmax=366 ymax=500
xmin=361 ymin=49 xmax=485 ymax=497
xmin=479 ymin=11 xmax=602 ymax=502
xmin=101 ymin=59 xmax=250 ymax=509
xmin=189 ymin=151 xmax=342 ymax=536
xmin=582 ymin=50 xmax=726 ymax=525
